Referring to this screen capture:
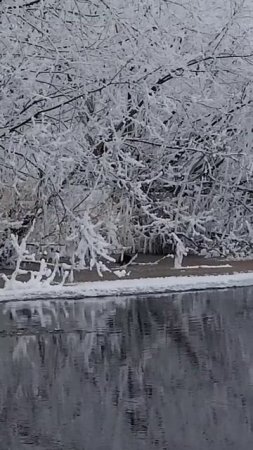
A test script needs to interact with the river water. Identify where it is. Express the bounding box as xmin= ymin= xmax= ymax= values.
xmin=1 ymin=288 xmax=253 ymax=449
